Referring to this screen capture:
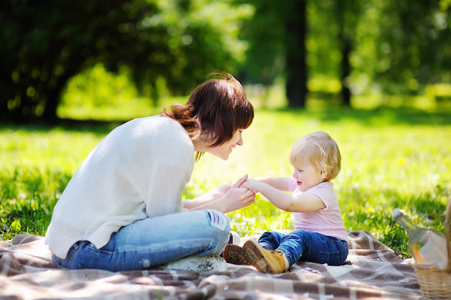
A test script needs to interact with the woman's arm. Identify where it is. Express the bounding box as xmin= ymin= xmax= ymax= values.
xmin=242 ymin=178 xmax=324 ymax=212
xmin=182 ymin=184 xmax=231 ymax=209
xmin=183 ymin=175 xmax=255 ymax=213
